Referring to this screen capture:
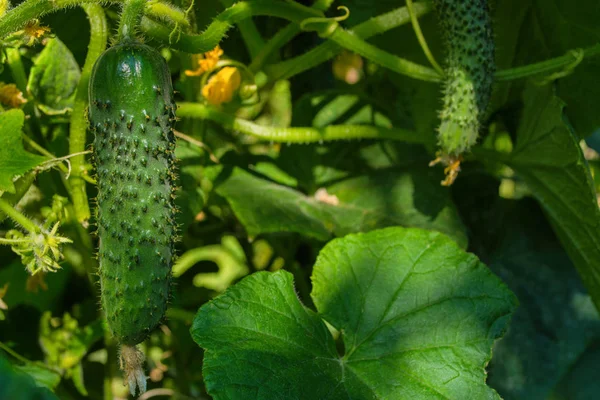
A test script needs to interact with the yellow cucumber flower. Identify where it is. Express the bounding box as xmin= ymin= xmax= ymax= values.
xmin=202 ymin=67 xmax=242 ymax=106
